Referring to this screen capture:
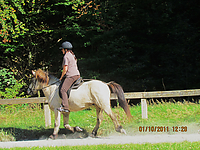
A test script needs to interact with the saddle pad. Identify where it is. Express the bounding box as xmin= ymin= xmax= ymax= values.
xmin=59 ymin=77 xmax=84 ymax=99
